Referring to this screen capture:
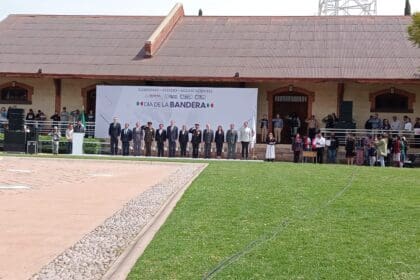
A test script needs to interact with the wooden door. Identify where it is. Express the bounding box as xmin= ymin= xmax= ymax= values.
xmin=86 ymin=89 xmax=96 ymax=114
xmin=273 ymin=94 xmax=308 ymax=144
